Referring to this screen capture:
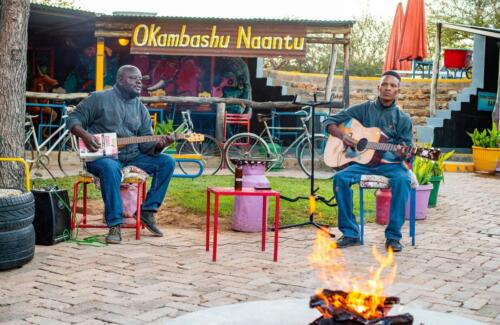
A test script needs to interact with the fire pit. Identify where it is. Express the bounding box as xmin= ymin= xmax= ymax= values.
xmin=309 ymin=289 xmax=413 ymax=325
